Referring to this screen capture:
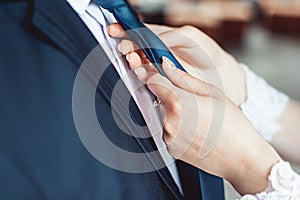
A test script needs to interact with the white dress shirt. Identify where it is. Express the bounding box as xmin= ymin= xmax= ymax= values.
xmin=66 ymin=0 xmax=182 ymax=193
